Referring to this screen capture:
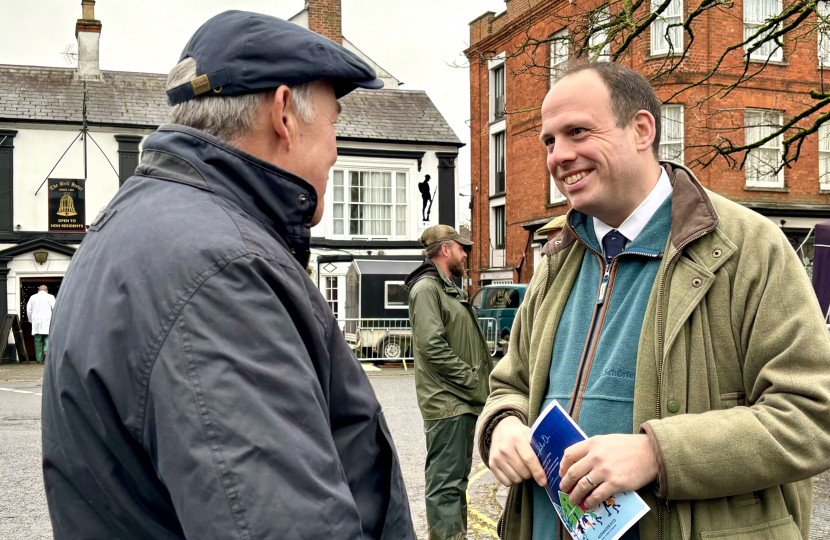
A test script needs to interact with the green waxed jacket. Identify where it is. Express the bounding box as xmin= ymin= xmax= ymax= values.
xmin=405 ymin=260 xmax=493 ymax=421
xmin=477 ymin=163 xmax=830 ymax=540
